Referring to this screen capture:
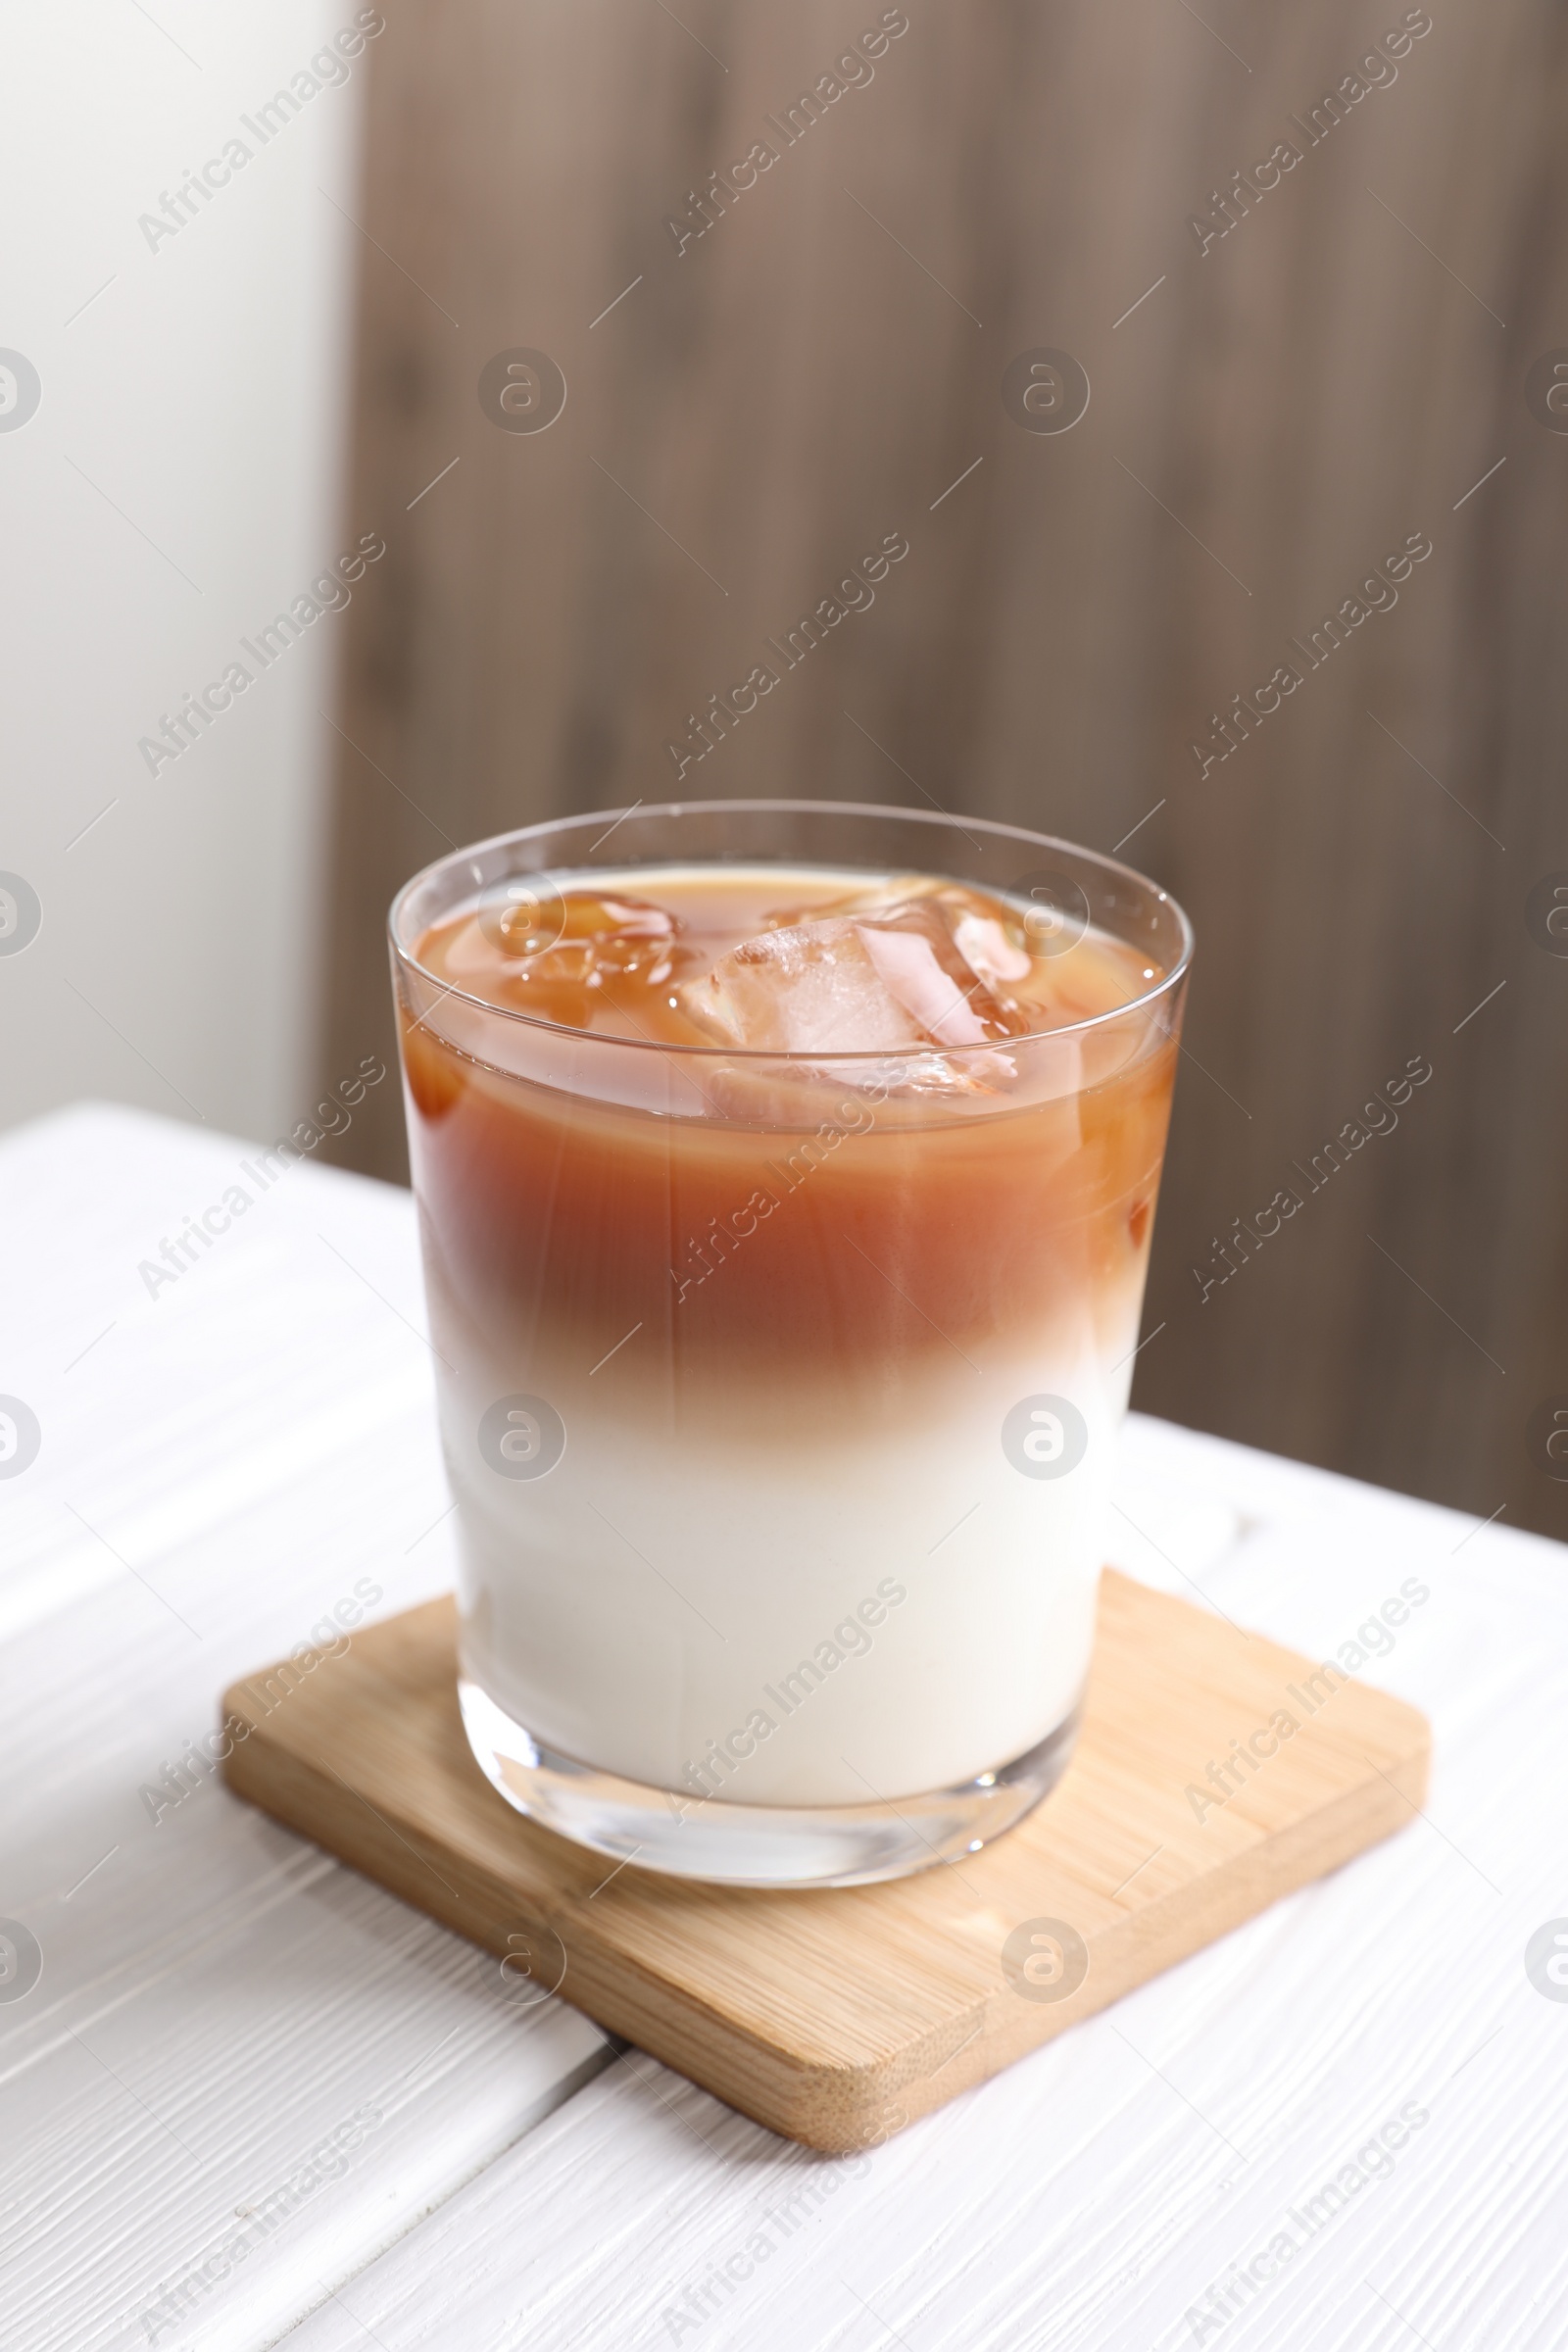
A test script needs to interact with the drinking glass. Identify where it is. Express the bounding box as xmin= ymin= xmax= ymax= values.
xmin=388 ymin=801 xmax=1191 ymax=1886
